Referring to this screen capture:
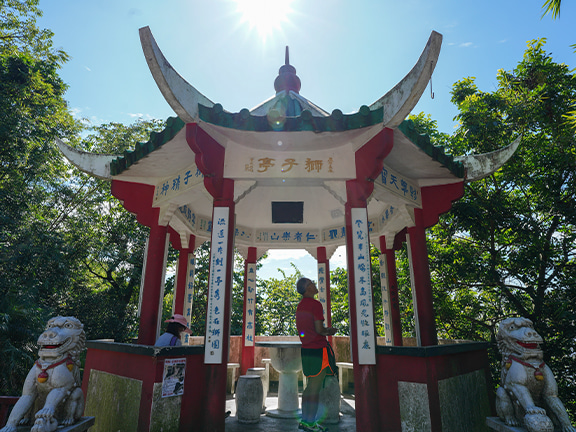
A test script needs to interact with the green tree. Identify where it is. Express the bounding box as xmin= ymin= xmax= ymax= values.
xmin=541 ymin=0 xmax=576 ymax=128
xmin=412 ymin=39 xmax=576 ymax=416
xmin=542 ymin=0 xmax=562 ymax=18
xmin=54 ymin=120 xmax=169 ymax=342
xmin=257 ymin=267 xmax=302 ymax=335
xmin=0 ymin=0 xmax=79 ymax=395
